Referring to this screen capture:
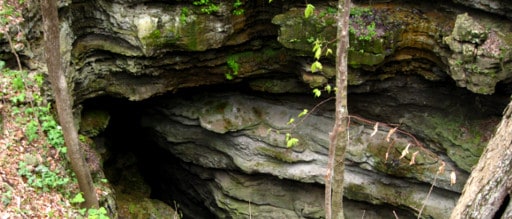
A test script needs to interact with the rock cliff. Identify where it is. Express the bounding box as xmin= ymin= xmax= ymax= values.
xmin=2 ymin=0 xmax=512 ymax=218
